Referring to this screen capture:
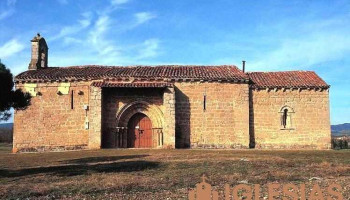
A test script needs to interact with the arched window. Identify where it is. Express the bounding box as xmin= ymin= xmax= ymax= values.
xmin=279 ymin=106 xmax=294 ymax=129
xmin=282 ymin=108 xmax=289 ymax=128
